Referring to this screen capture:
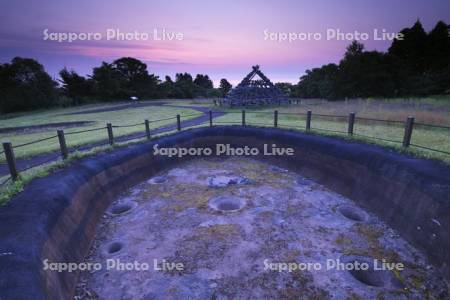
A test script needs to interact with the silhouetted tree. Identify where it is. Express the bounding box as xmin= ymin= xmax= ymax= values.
xmin=59 ymin=68 xmax=94 ymax=105
xmin=219 ymin=78 xmax=232 ymax=97
xmin=275 ymin=82 xmax=295 ymax=97
xmin=0 ymin=57 xmax=58 ymax=113
xmin=91 ymin=62 xmax=122 ymax=100
xmin=297 ymin=64 xmax=339 ymax=99
xmin=424 ymin=21 xmax=450 ymax=94
xmin=298 ymin=20 xmax=450 ymax=99
xmin=389 ymin=20 xmax=450 ymax=95
xmin=174 ymin=73 xmax=195 ymax=98
xmin=389 ymin=20 xmax=428 ymax=74
xmin=90 ymin=57 xmax=159 ymax=100
xmin=3 ymin=19 xmax=448 ymax=113
xmin=194 ymin=74 xmax=213 ymax=89
xmin=337 ymin=42 xmax=395 ymax=97
xmin=344 ymin=40 xmax=364 ymax=59
xmin=426 ymin=21 xmax=450 ymax=72
xmin=159 ymin=75 xmax=175 ymax=98
xmin=111 ymin=57 xmax=160 ymax=98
